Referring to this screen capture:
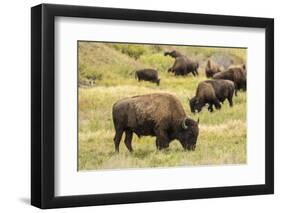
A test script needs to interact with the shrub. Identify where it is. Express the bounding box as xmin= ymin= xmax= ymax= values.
xmin=139 ymin=53 xmax=173 ymax=72
xmin=112 ymin=44 xmax=147 ymax=59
